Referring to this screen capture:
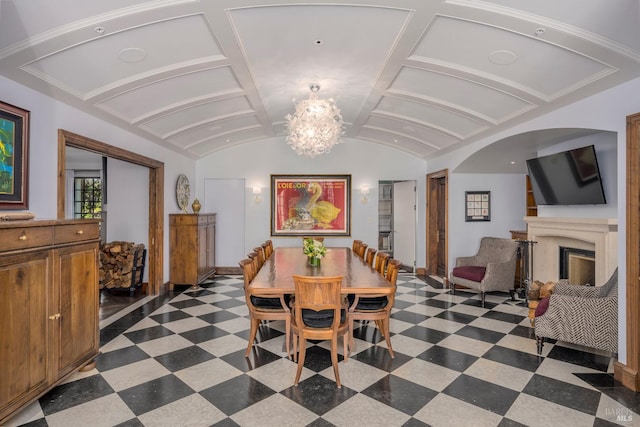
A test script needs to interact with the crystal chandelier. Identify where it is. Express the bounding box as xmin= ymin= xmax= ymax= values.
xmin=284 ymin=84 xmax=345 ymax=158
